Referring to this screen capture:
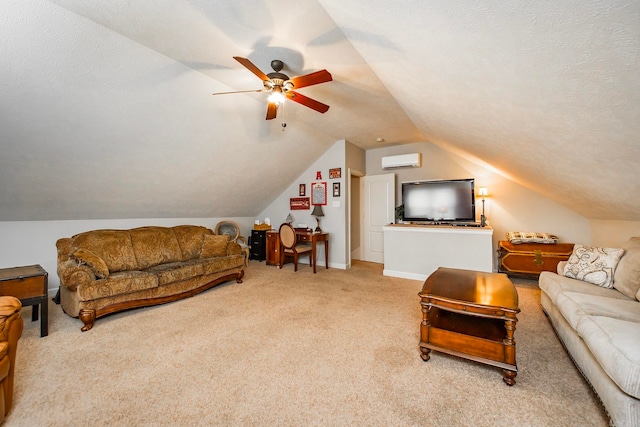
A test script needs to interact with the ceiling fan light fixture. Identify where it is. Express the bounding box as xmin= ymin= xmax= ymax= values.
xmin=283 ymin=81 xmax=294 ymax=92
xmin=263 ymin=80 xmax=275 ymax=90
xmin=268 ymin=86 xmax=285 ymax=105
xmin=222 ymin=56 xmax=332 ymax=120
